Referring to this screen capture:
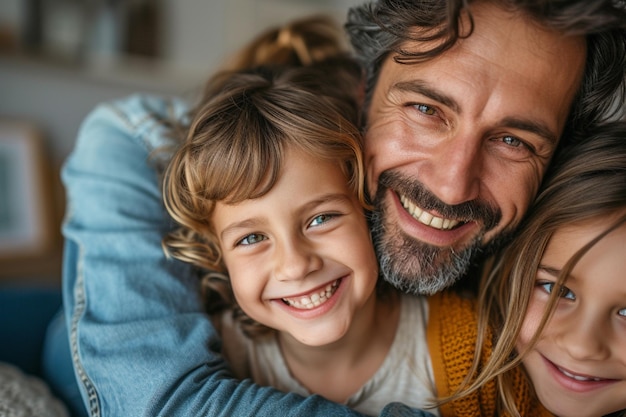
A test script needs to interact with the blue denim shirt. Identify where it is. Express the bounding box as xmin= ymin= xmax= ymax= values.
xmin=61 ymin=94 xmax=436 ymax=417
